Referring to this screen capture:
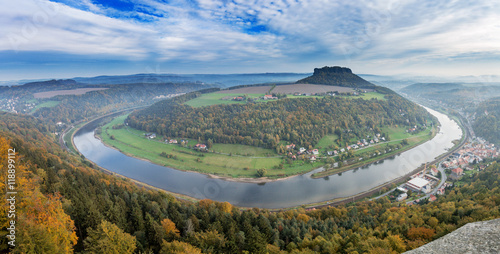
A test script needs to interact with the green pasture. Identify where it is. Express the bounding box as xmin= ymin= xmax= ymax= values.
xmin=184 ymin=93 xmax=265 ymax=107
